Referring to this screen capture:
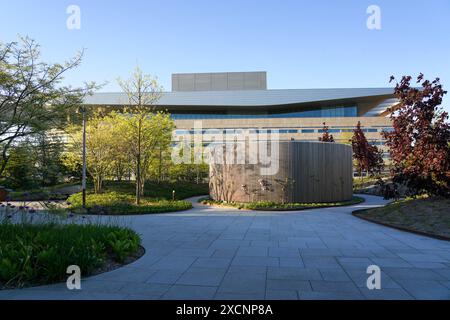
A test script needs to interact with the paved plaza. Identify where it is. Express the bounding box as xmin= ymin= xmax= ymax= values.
xmin=1 ymin=194 xmax=449 ymax=300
